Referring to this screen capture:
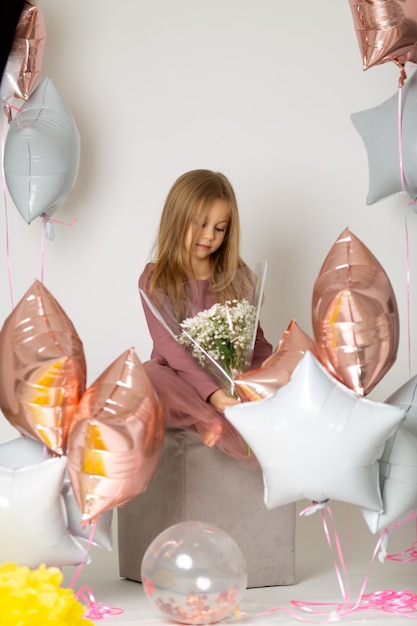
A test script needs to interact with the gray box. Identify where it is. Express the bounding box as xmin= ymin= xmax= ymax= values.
xmin=118 ymin=426 xmax=295 ymax=588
